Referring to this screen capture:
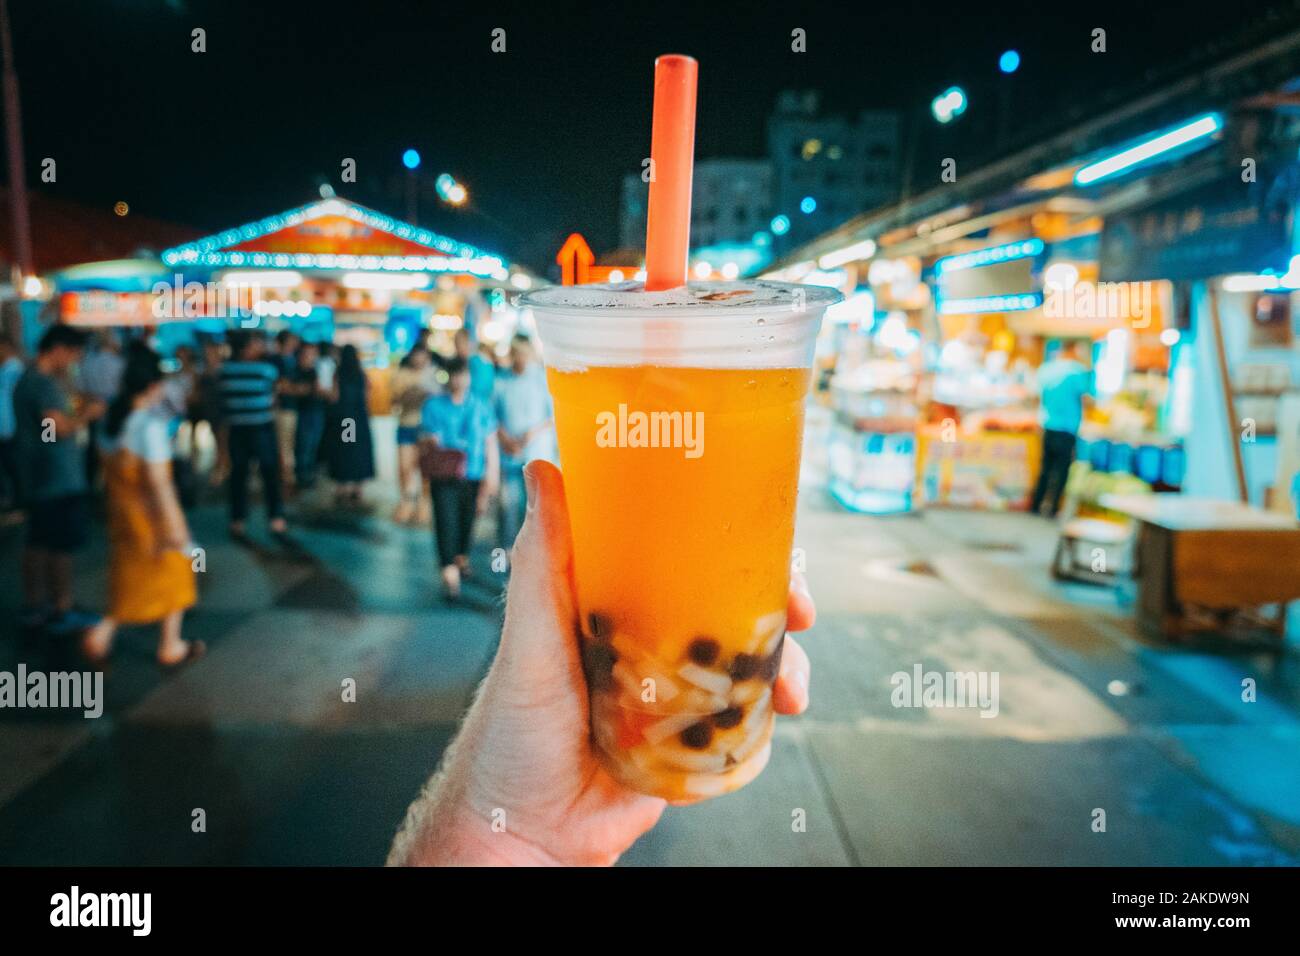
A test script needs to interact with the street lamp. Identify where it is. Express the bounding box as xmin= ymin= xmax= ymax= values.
xmin=997 ymin=52 xmax=1020 ymax=148
xmin=402 ymin=148 xmax=421 ymax=224
xmin=435 ymin=173 xmax=468 ymax=206
xmin=931 ymin=86 xmax=967 ymax=124
xmin=0 ymin=0 xmax=32 ymax=288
